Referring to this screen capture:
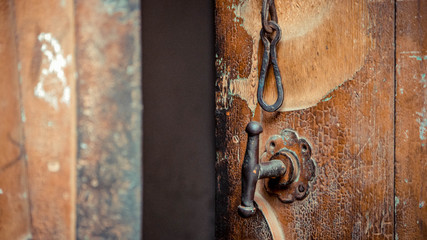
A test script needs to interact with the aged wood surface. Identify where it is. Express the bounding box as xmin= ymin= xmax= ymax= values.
xmin=75 ymin=0 xmax=142 ymax=238
xmin=0 ymin=1 xmax=31 ymax=239
xmin=395 ymin=0 xmax=427 ymax=239
xmin=216 ymin=0 xmax=395 ymax=239
xmin=12 ymin=0 xmax=77 ymax=238
xmin=217 ymin=0 xmax=370 ymax=112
